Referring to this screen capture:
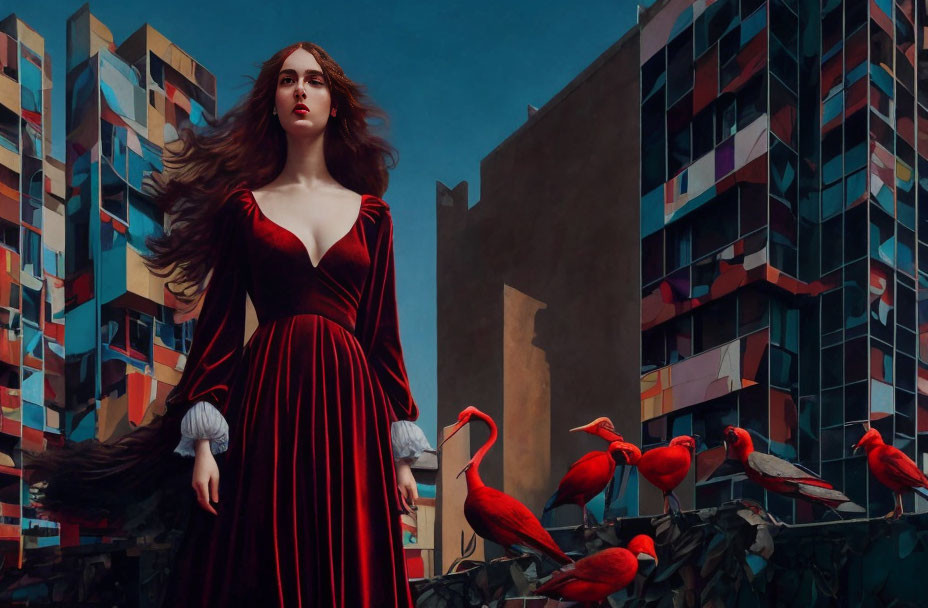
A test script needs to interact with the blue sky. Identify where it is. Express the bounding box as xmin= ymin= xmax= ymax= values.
xmin=9 ymin=0 xmax=639 ymax=445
